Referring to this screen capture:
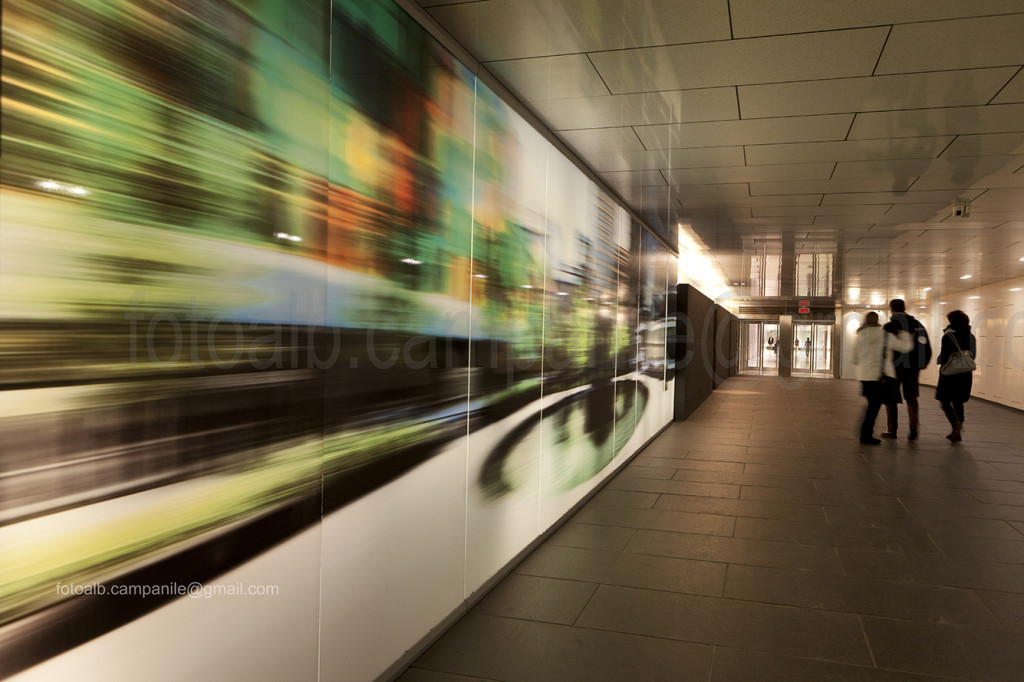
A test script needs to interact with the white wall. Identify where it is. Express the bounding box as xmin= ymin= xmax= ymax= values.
xmin=840 ymin=276 xmax=1024 ymax=410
